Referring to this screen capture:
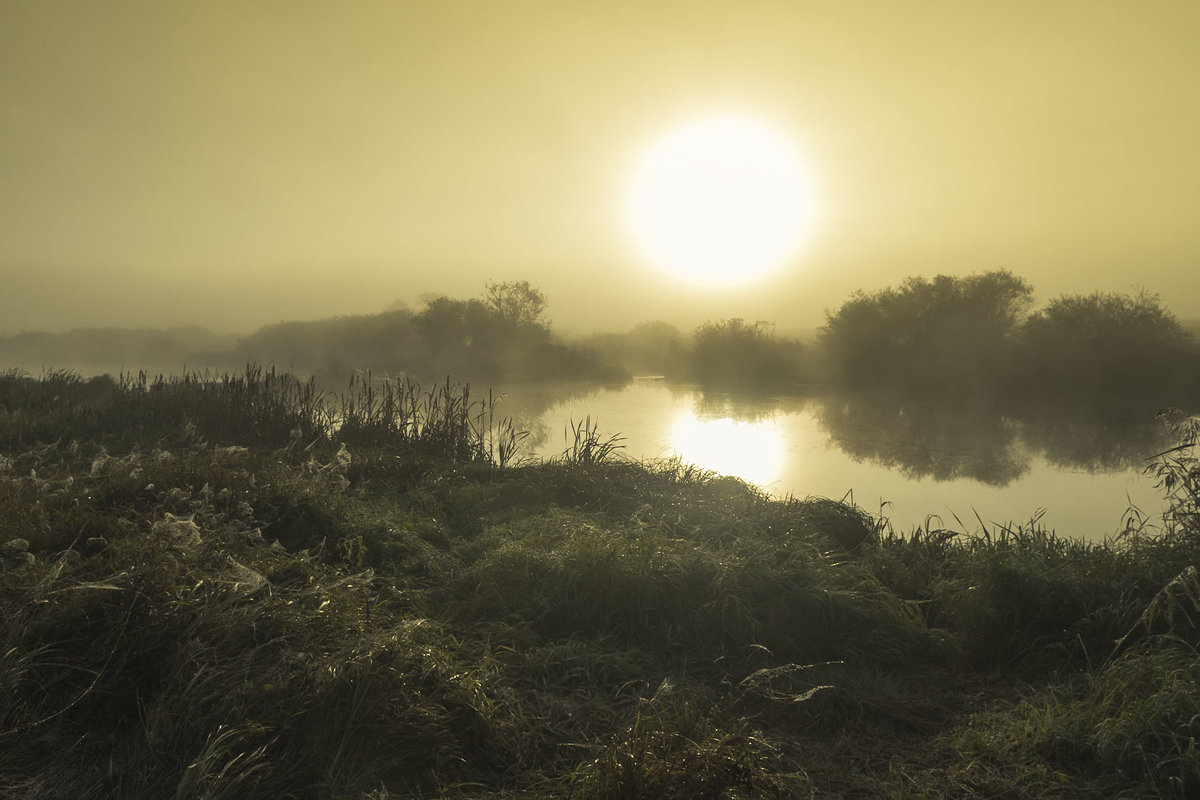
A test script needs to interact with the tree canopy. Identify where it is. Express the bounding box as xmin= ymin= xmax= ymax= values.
xmin=1015 ymin=290 xmax=1198 ymax=411
xmin=818 ymin=270 xmax=1034 ymax=393
xmin=690 ymin=318 xmax=808 ymax=387
xmin=483 ymin=280 xmax=548 ymax=328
